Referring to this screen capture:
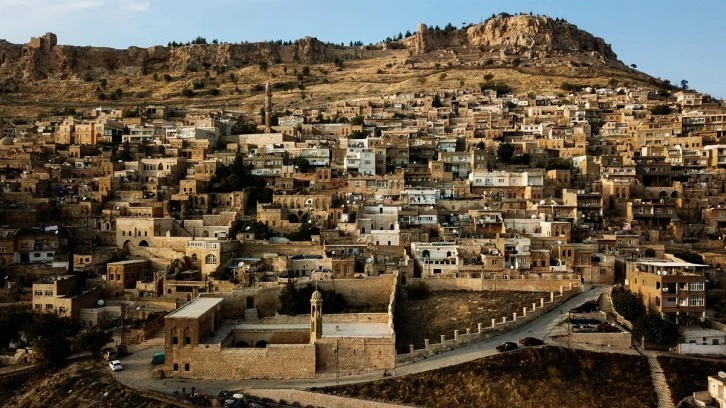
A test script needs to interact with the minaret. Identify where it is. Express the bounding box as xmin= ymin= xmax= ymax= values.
xmin=310 ymin=287 xmax=323 ymax=343
xmin=264 ymin=81 xmax=272 ymax=133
